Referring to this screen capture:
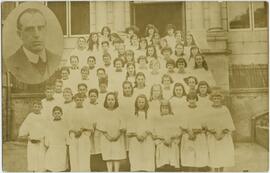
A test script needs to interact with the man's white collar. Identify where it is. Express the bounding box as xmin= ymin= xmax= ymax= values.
xmin=23 ymin=47 xmax=47 ymax=64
